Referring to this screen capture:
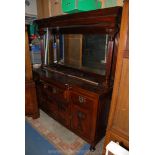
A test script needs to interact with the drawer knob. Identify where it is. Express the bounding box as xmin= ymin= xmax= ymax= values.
xmin=78 ymin=96 xmax=86 ymax=103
